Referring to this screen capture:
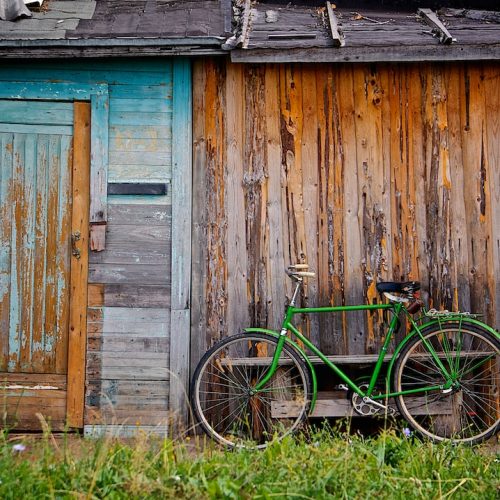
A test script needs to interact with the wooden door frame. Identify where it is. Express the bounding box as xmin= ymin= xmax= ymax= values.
xmin=67 ymin=102 xmax=90 ymax=428
xmin=0 ymin=84 xmax=109 ymax=428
